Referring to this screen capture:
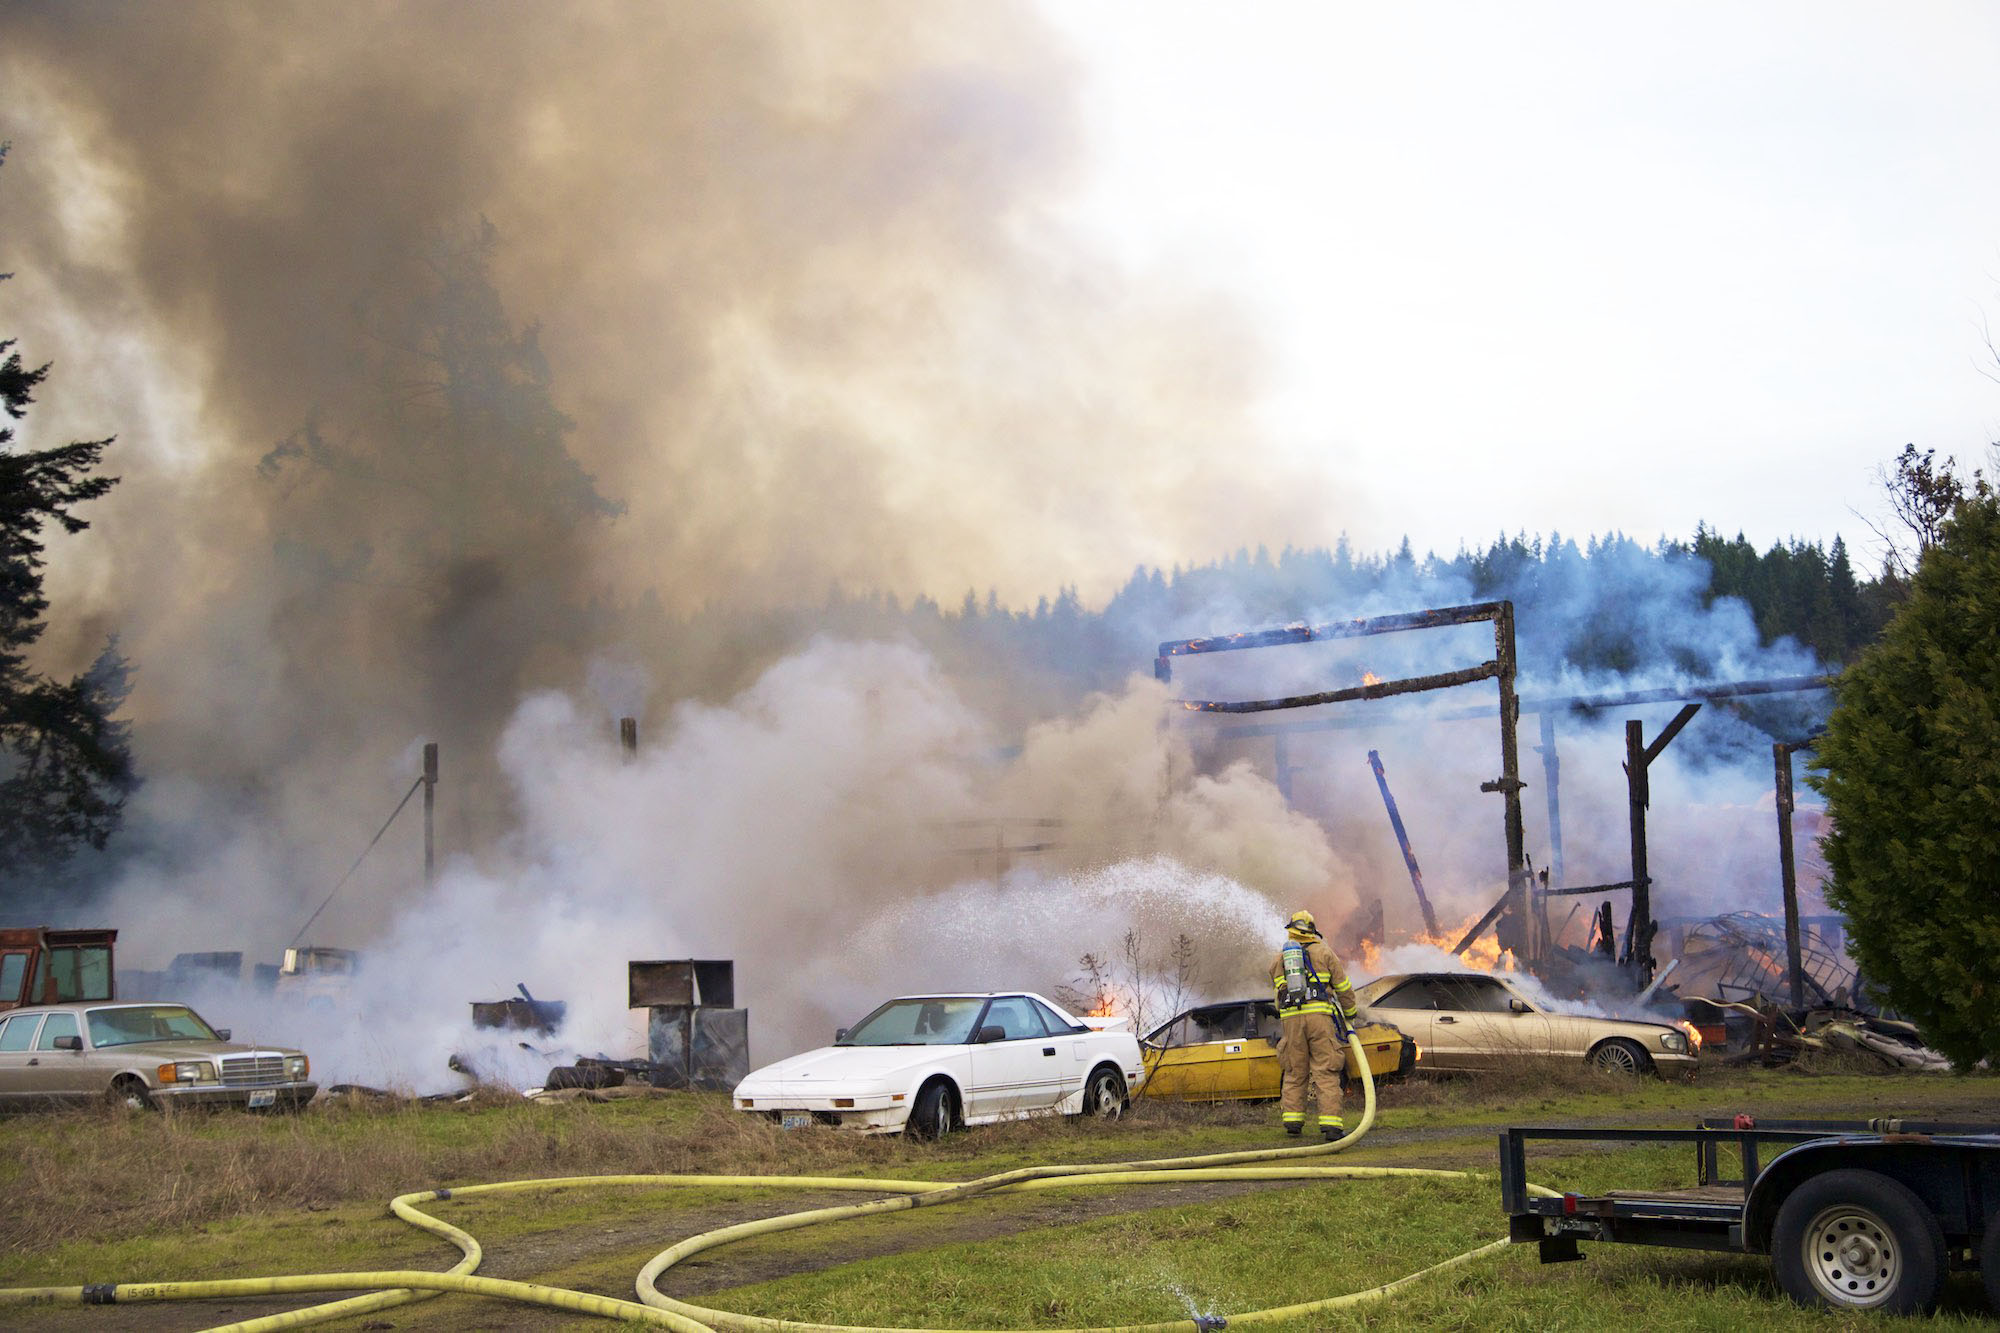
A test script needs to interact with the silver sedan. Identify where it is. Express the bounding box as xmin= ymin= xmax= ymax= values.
xmin=0 ymin=1001 xmax=316 ymax=1110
